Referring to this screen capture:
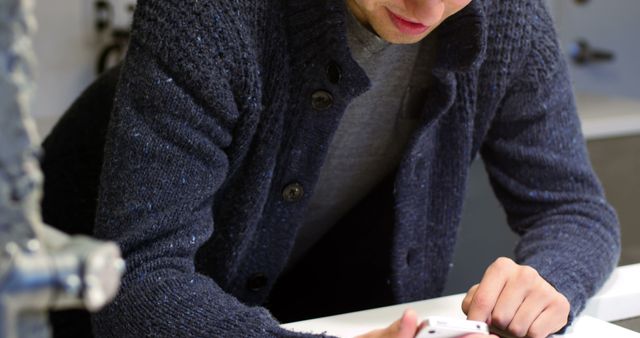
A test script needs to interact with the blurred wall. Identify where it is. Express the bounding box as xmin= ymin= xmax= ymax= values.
xmin=33 ymin=0 xmax=134 ymax=136
xmin=33 ymin=0 xmax=96 ymax=133
xmin=552 ymin=0 xmax=640 ymax=100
